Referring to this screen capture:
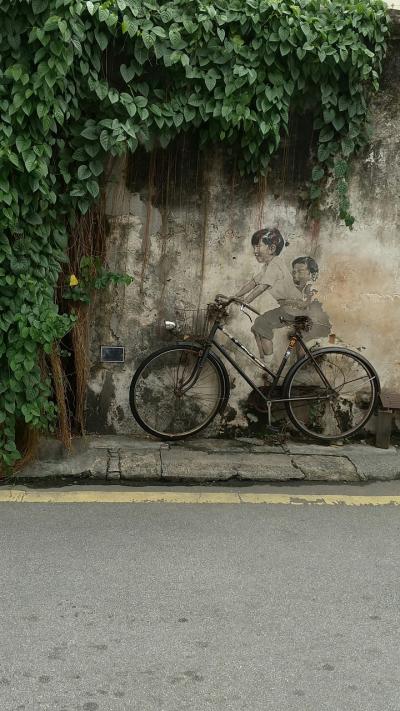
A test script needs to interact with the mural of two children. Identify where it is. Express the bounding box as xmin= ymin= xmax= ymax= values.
xmin=236 ymin=227 xmax=331 ymax=360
